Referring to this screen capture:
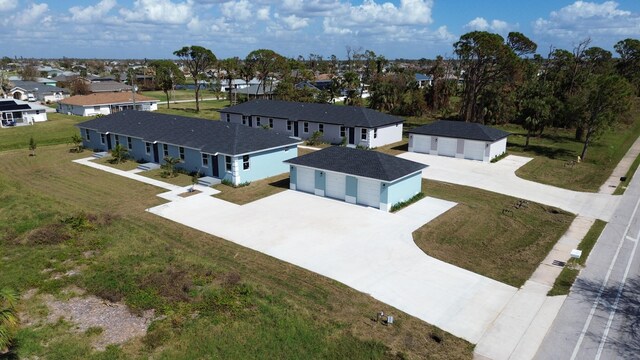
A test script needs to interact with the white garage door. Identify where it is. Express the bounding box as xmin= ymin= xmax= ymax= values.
xmin=412 ymin=135 xmax=431 ymax=154
xmin=438 ymin=137 xmax=457 ymax=157
xmin=296 ymin=167 xmax=315 ymax=193
xmin=357 ymin=178 xmax=381 ymax=208
xmin=463 ymin=140 xmax=486 ymax=161
xmin=325 ymin=172 xmax=346 ymax=200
